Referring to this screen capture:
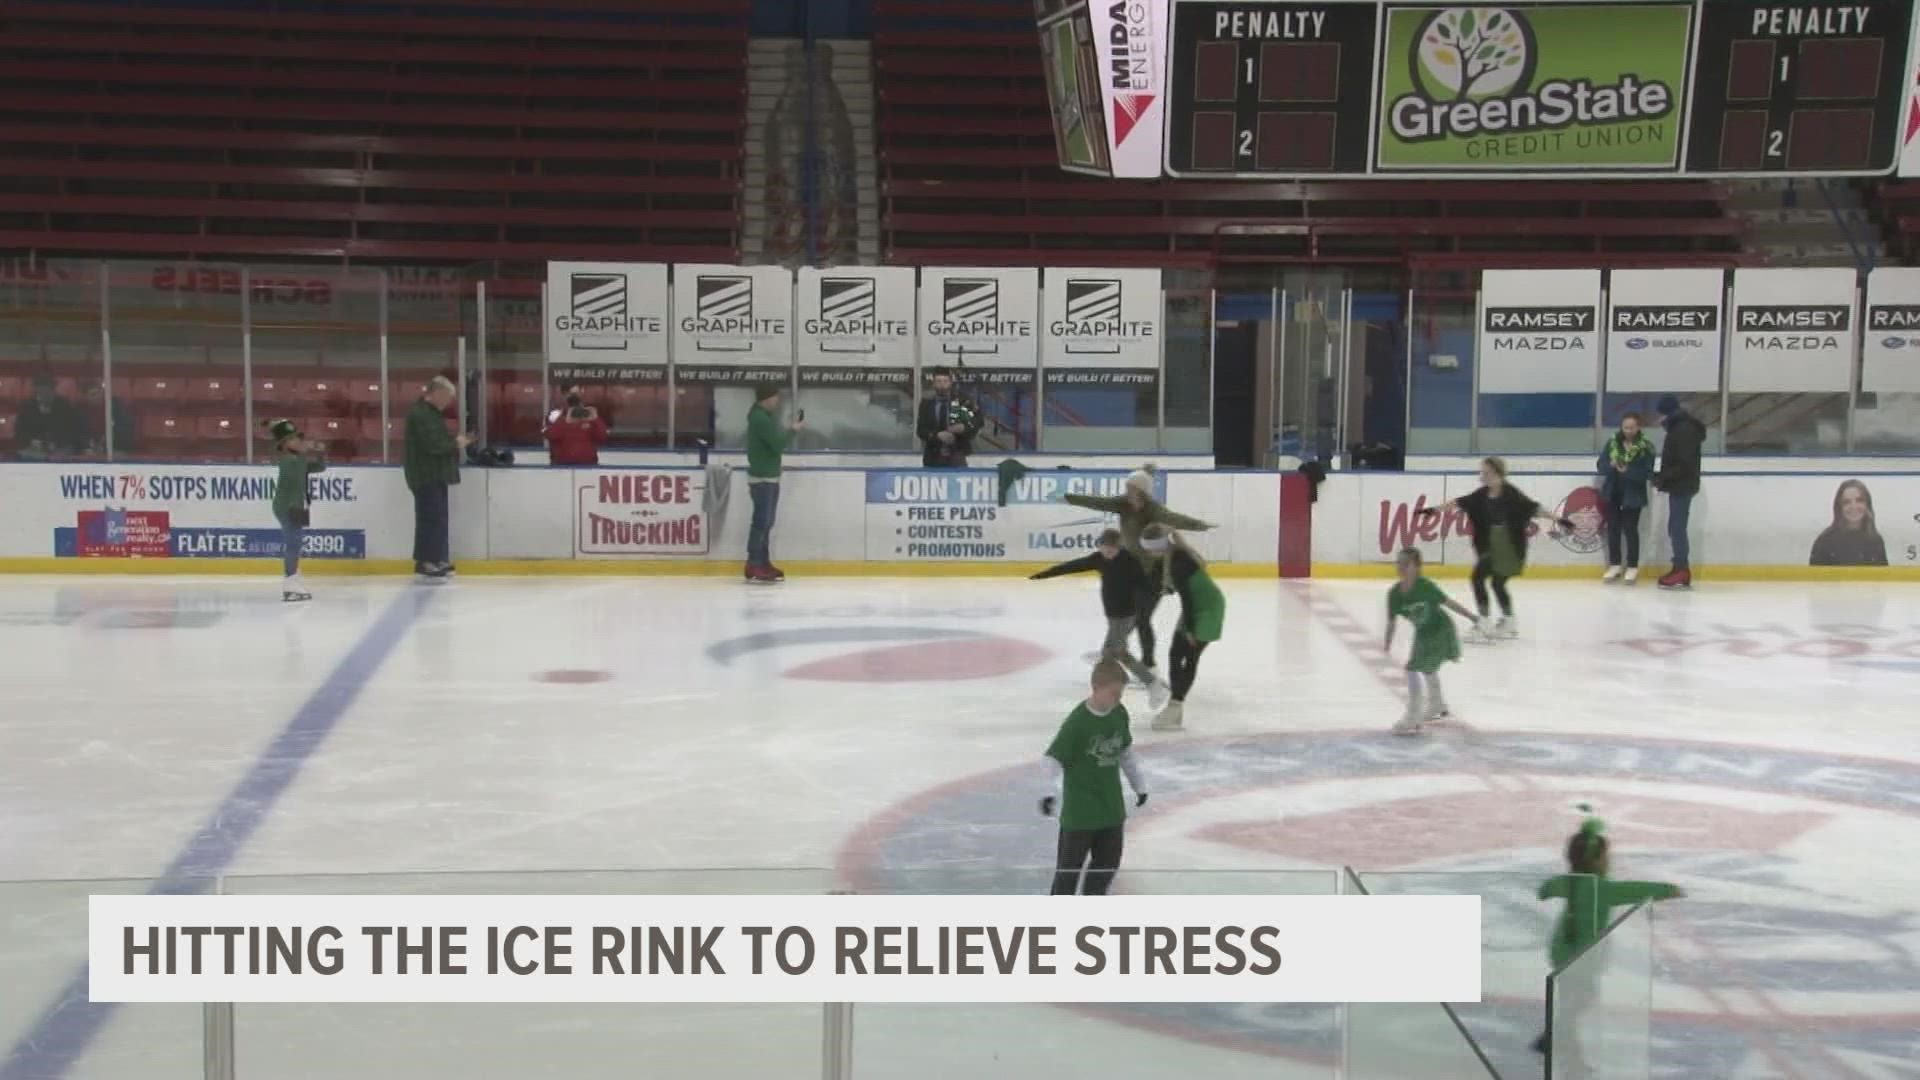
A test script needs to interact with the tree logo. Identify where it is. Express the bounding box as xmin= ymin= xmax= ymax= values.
xmin=1409 ymin=7 xmax=1535 ymax=104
